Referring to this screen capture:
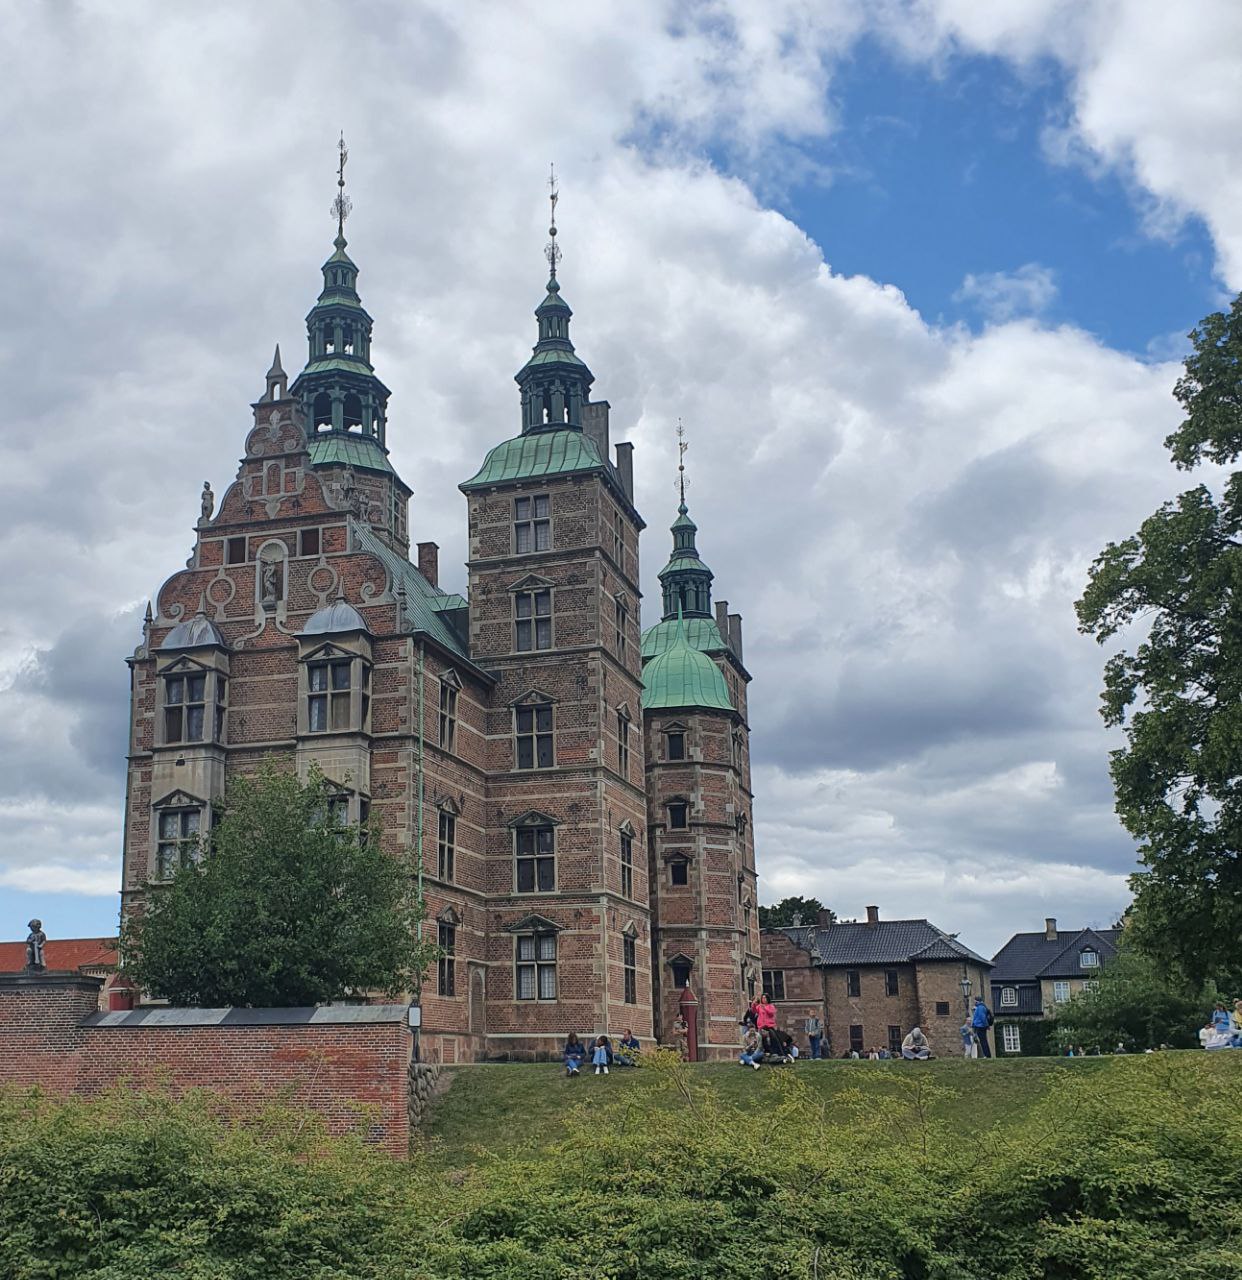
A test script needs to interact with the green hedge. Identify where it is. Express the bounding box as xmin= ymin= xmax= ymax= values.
xmin=1 ymin=1054 xmax=1240 ymax=1278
